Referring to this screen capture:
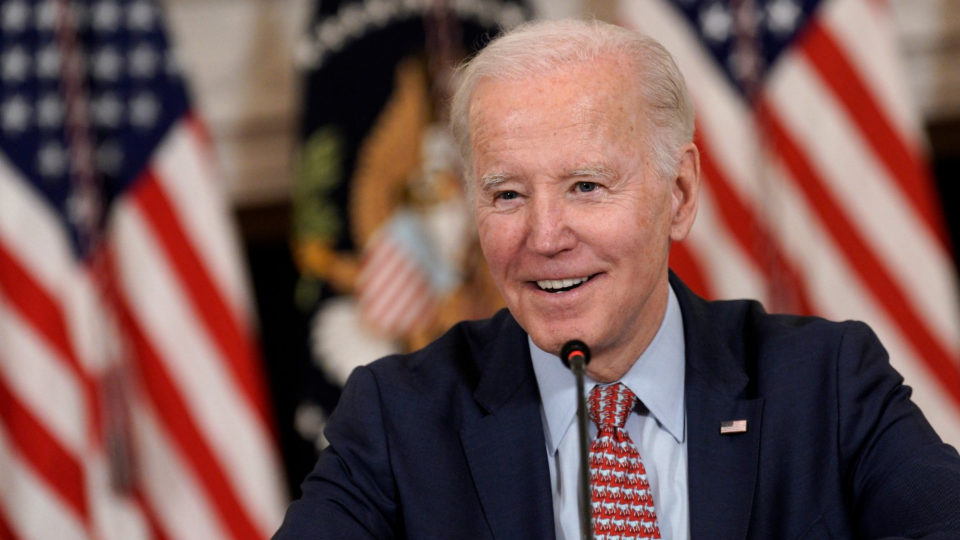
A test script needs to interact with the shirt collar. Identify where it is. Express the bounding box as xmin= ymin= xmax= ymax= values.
xmin=530 ymin=283 xmax=686 ymax=455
